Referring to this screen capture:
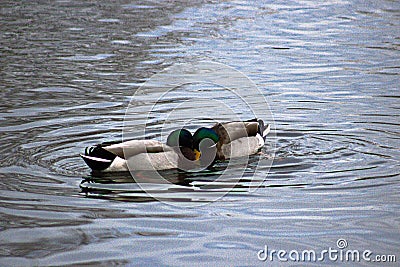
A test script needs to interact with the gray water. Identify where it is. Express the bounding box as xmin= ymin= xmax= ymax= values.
xmin=1 ymin=0 xmax=399 ymax=266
